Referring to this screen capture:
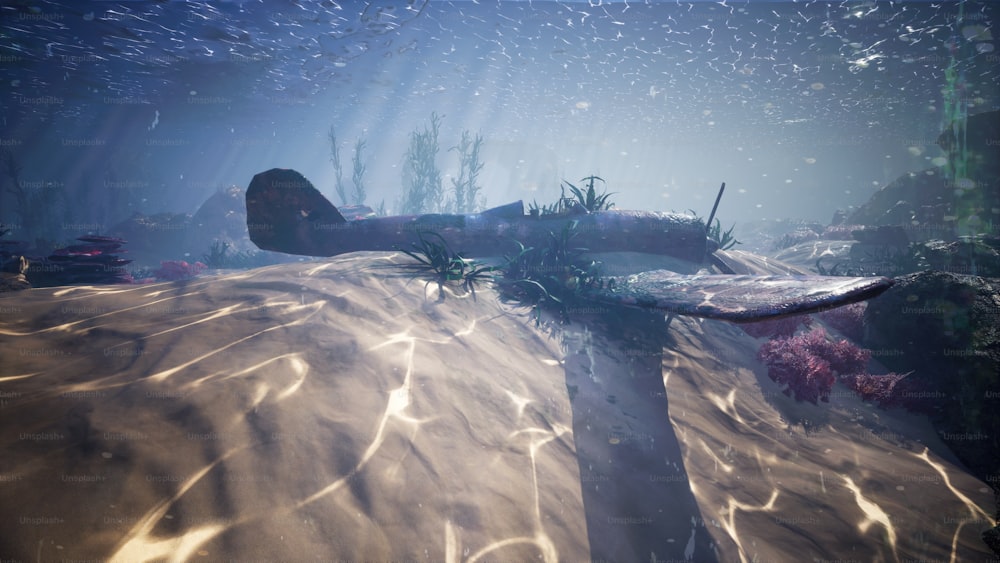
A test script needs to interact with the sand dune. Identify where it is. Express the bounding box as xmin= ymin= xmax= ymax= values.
xmin=0 ymin=252 xmax=994 ymax=561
